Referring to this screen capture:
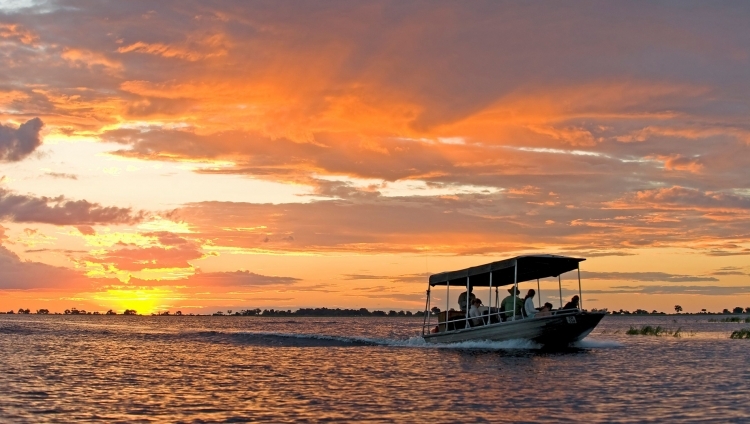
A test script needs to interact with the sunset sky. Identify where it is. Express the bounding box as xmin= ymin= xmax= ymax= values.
xmin=1 ymin=1 xmax=749 ymax=314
